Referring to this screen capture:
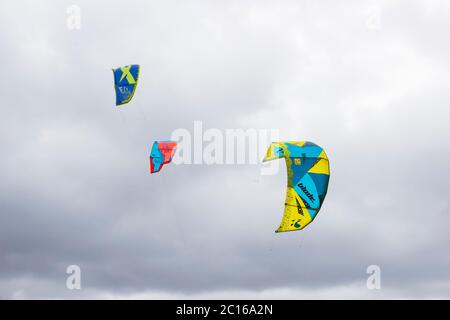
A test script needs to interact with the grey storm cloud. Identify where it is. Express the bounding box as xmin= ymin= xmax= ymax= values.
xmin=0 ymin=0 xmax=450 ymax=299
